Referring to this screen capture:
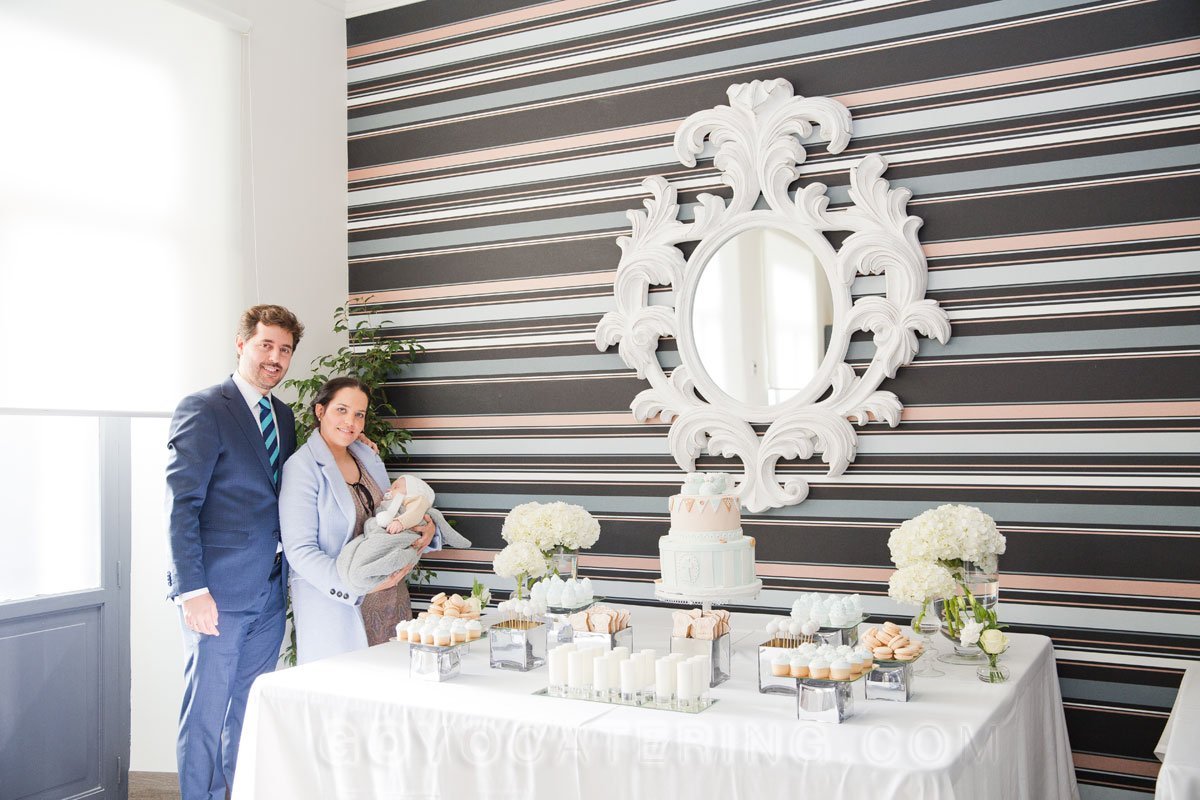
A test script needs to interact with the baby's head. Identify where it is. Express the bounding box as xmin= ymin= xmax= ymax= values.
xmin=382 ymin=477 xmax=408 ymax=500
